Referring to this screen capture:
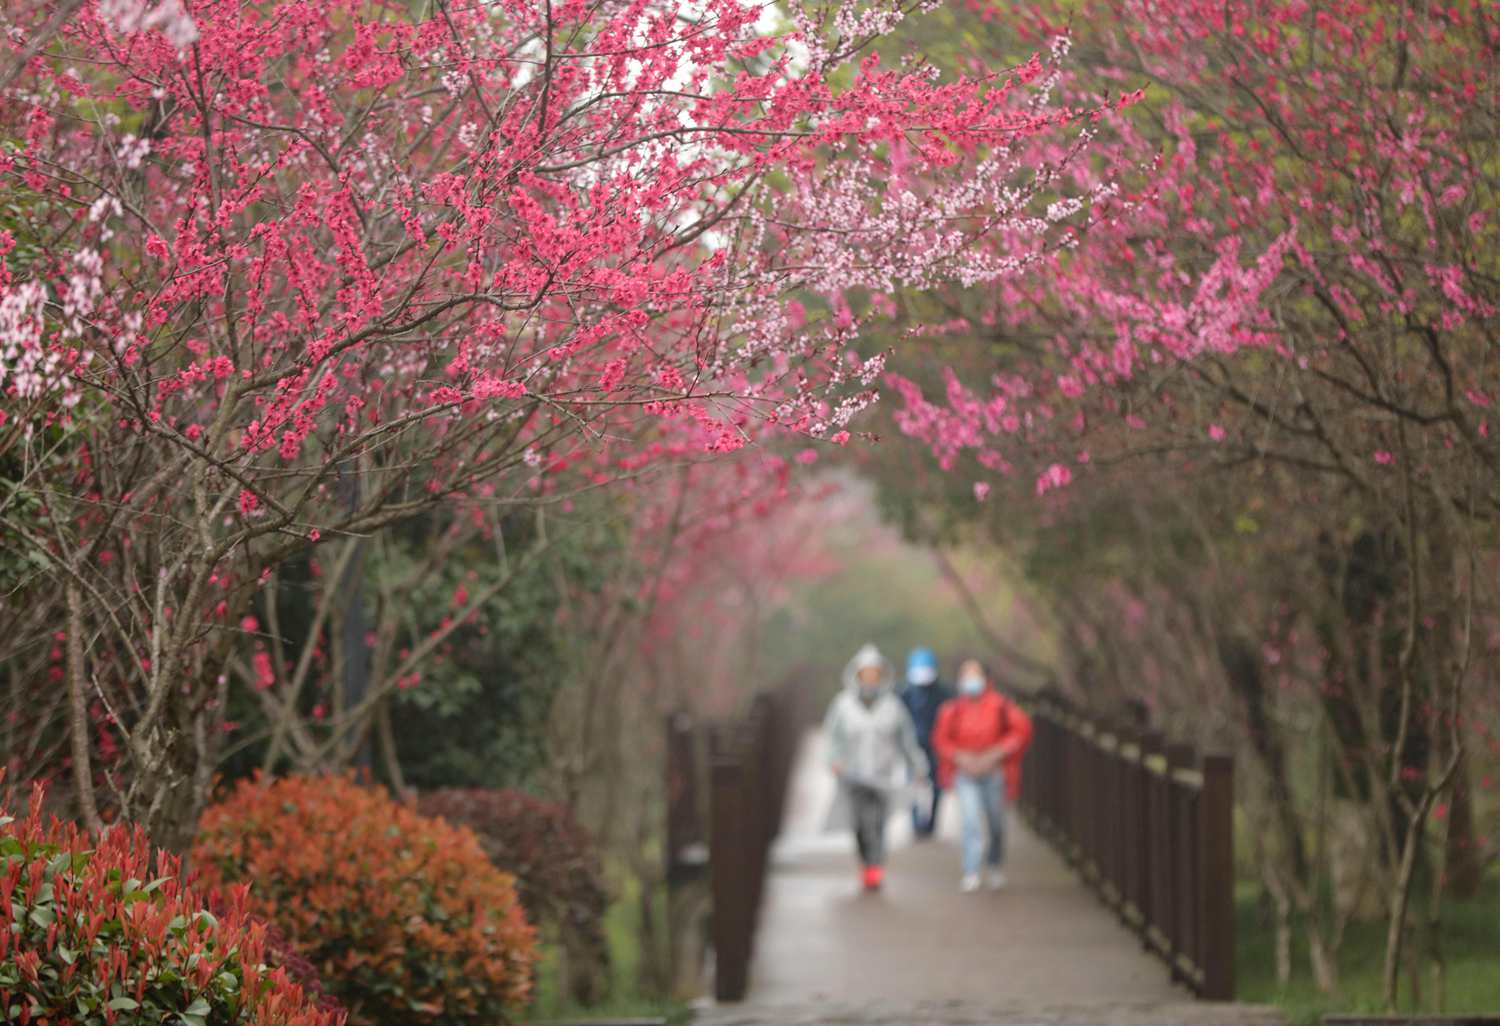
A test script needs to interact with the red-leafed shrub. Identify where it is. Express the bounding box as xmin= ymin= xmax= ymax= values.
xmin=204 ymin=894 xmax=343 ymax=1016
xmin=0 ymin=785 xmax=339 ymax=1026
xmin=193 ymin=775 xmax=535 ymax=1026
xmin=417 ymin=789 xmax=610 ymax=1005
